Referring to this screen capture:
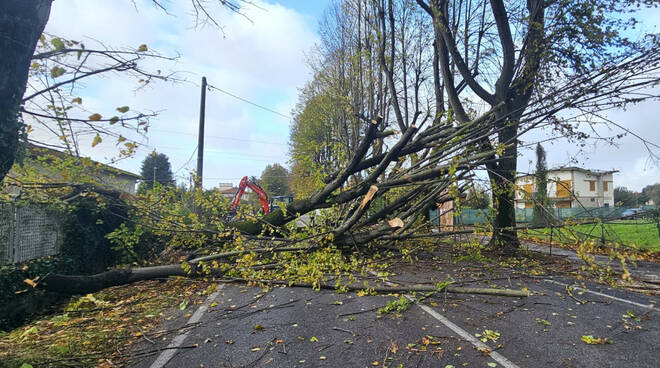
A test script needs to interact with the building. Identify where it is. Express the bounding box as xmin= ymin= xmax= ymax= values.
xmin=7 ymin=144 xmax=141 ymax=194
xmin=219 ymin=186 xmax=239 ymax=199
xmin=515 ymin=167 xmax=617 ymax=209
